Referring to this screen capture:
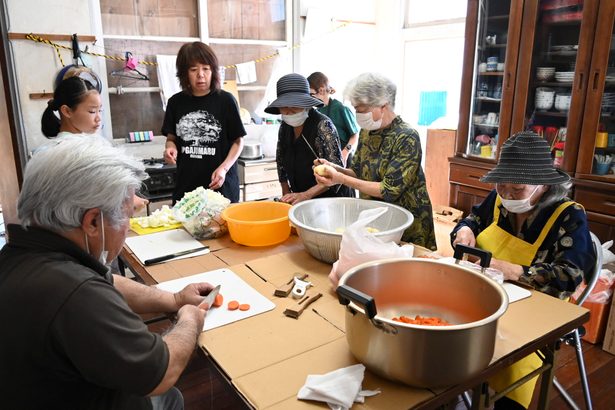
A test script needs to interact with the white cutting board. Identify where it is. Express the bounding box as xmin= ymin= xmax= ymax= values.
xmin=156 ymin=268 xmax=275 ymax=331
xmin=125 ymin=229 xmax=209 ymax=265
